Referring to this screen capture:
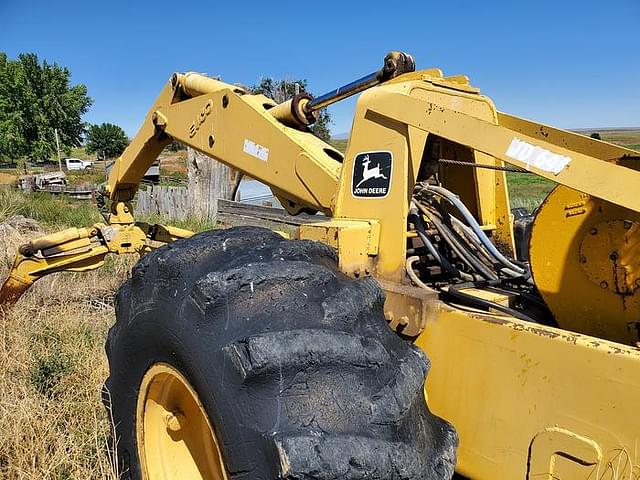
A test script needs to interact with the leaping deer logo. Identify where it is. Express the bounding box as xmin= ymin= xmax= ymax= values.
xmin=355 ymin=154 xmax=388 ymax=188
